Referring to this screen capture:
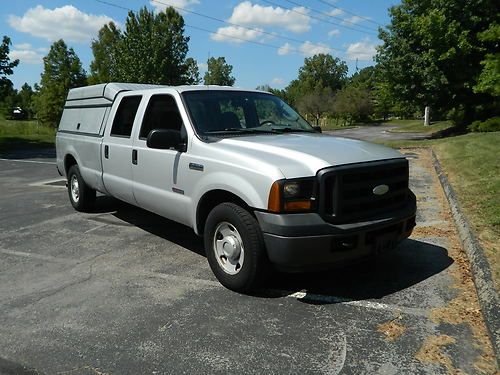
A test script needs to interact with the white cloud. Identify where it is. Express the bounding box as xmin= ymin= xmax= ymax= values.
xmin=346 ymin=39 xmax=378 ymax=61
xmin=8 ymin=5 xmax=117 ymax=43
xmin=278 ymin=43 xmax=294 ymax=56
xmin=211 ymin=26 xmax=265 ymax=44
xmin=278 ymin=41 xmax=331 ymax=56
xmin=9 ymin=49 xmax=44 ymax=65
xmin=299 ymin=41 xmax=331 ymax=56
xmin=228 ymin=1 xmax=311 ymax=34
xmin=197 ymin=62 xmax=208 ymax=71
xmin=328 ymin=9 xmax=343 ymax=17
xmin=150 ymin=0 xmax=200 ymax=13
xmin=342 ymin=15 xmax=369 ymax=25
xmin=14 ymin=43 xmax=32 ymax=50
xmin=328 ymin=29 xmax=340 ymax=38
xmin=271 ymin=77 xmax=284 ymax=85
